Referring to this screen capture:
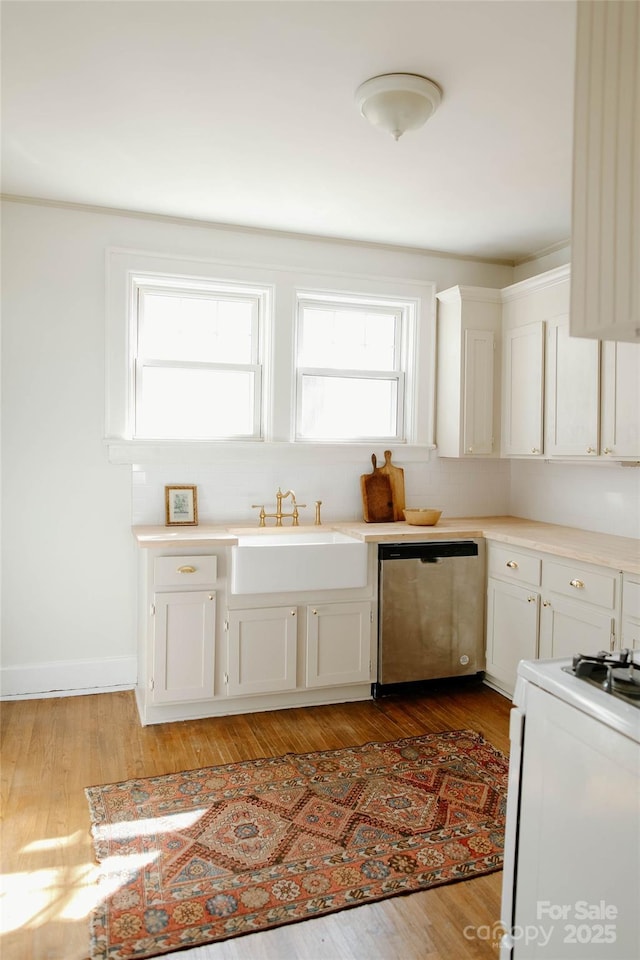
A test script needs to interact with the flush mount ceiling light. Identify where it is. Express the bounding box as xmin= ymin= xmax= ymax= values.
xmin=355 ymin=73 xmax=442 ymax=141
